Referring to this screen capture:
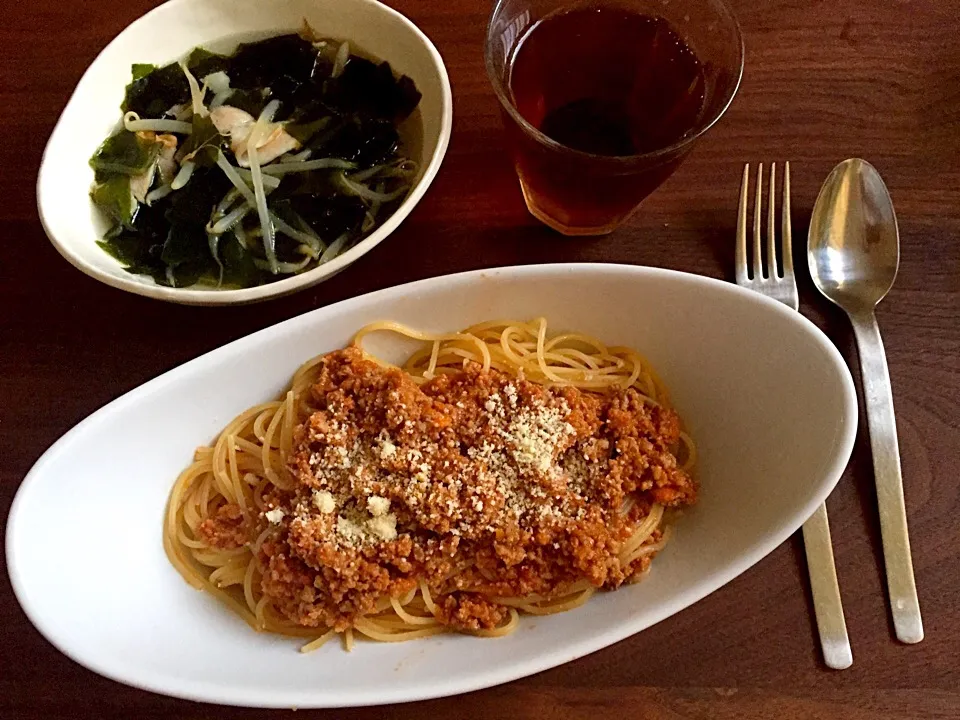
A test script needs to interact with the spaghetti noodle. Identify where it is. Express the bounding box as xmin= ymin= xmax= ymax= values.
xmin=164 ymin=318 xmax=696 ymax=651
